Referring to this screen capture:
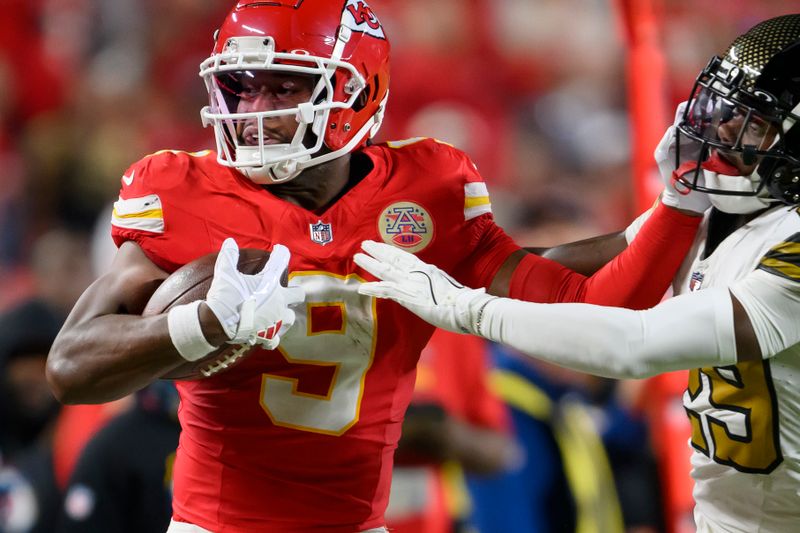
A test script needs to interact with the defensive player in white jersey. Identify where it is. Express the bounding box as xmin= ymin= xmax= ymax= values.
xmin=354 ymin=15 xmax=800 ymax=533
